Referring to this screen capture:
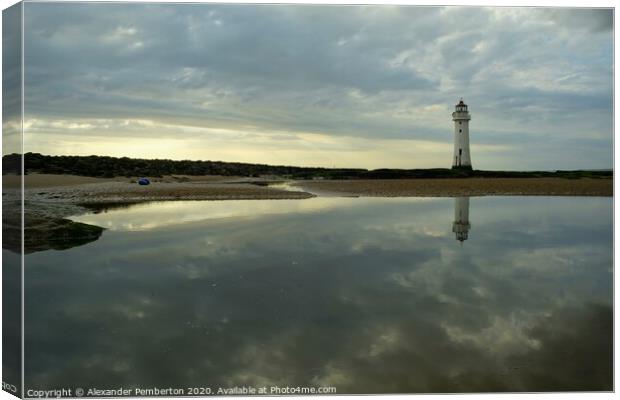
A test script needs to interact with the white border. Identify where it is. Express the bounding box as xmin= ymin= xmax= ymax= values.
xmin=0 ymin=1 xmax=616 ymax=400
